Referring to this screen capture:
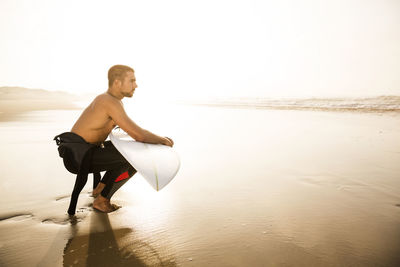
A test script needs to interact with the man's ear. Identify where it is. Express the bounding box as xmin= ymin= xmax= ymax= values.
xmin=113 ymin=79 xmax=122 ymax=87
